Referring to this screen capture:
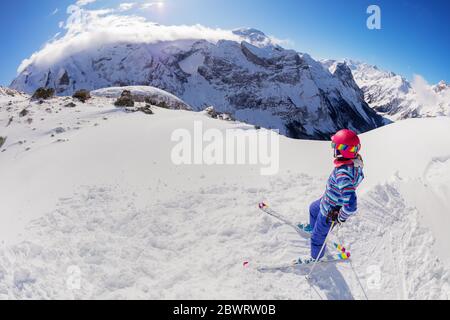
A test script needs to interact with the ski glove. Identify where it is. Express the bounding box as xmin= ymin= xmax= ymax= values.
xmin=327 ymin=207 xmax=346 ymax=225
xmin=326 ymin=208 xmax=341 ymax=224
